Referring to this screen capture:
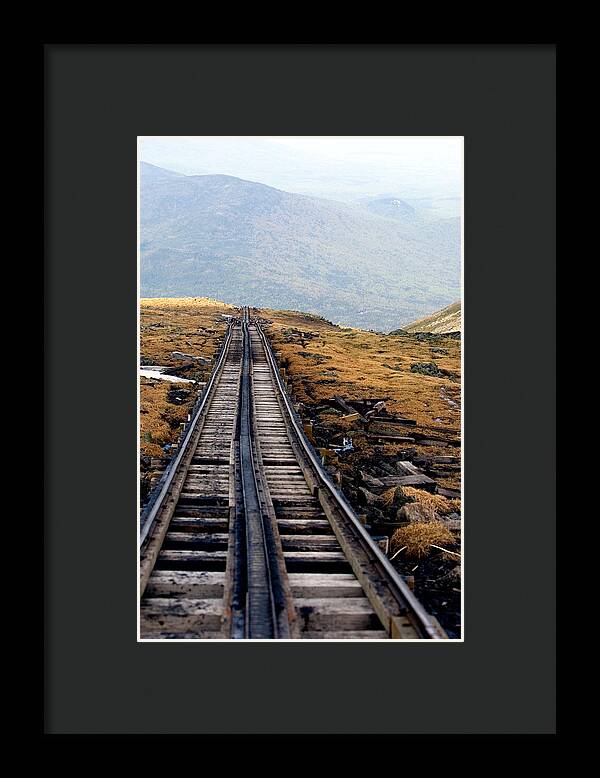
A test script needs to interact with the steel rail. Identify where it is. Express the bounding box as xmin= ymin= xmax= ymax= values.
xmin=239 ymin=311 xmax=277 ymax=637
xmin=139 ymin=321 xmax=235 ymax=547
xmin=238 ymin=307 xmax=291 ymax=638
xmin=254 ymin=316 xmax=446 ymax=640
